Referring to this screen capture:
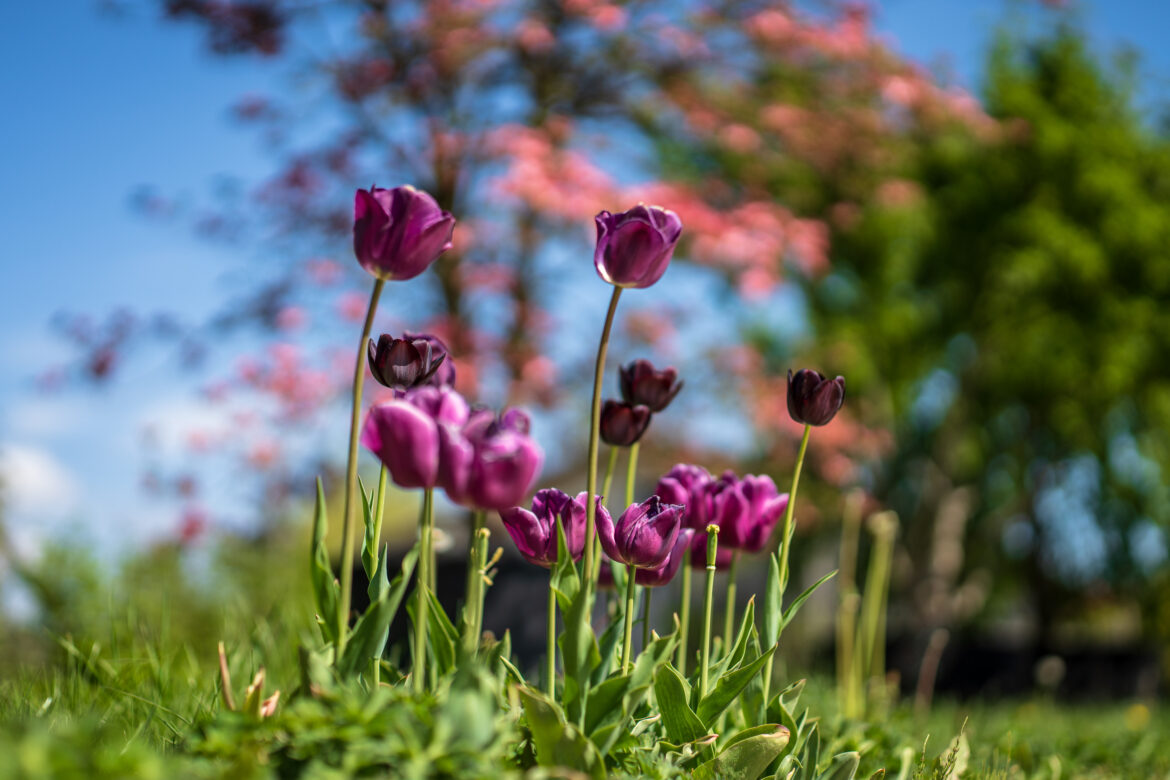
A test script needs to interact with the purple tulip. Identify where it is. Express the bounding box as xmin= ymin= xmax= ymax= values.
xmin=353 ymin=185 xmax=455 ymax=281
xmin=499 ymin=489 xmax=600 ymax=568
xmin=787 ymin=369 xmax=845 ymax=426
xmin=403 ymin=331 xmax=456 ymax=387
xmin=599 ymin=400 xmax=651 ymax=447
xmin=635 ymin=528 xmax=695 ymax=587
xmin=599 ymin=495 xmax=684 ymax=570
xmin=712 ymin=472 xmax=789 ymax=552
xmin=360 ymin=385 xmax=469 ymax=489
xmin=655 ymin=463 xmax=714 ymax=530
xmin=367 ymin=334 xmax=447 ymax=389
xmin=441 ymin=407 xmax=543 ymax=511
xmin=594 ymin=204 xmax=683 ymax=289
xmin=619 ymin=359 xmax=683 ymax=412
